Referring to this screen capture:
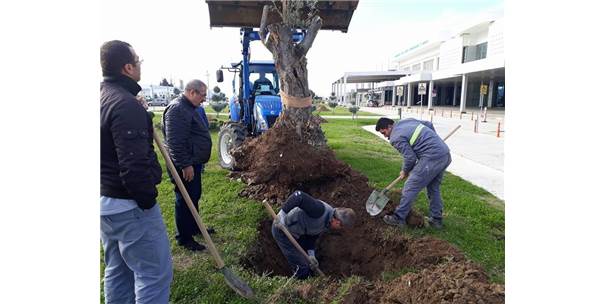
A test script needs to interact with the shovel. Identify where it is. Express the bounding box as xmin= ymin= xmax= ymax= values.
xmin=365 ymin=124 xmax=461 ymax=216
xmin=261 ymin=200 xmax=325 ymax=277
xmin=366 ymin=175 xmax=404 ymax=216
xmin=151 ymin=127 xmax=254 ymax=299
